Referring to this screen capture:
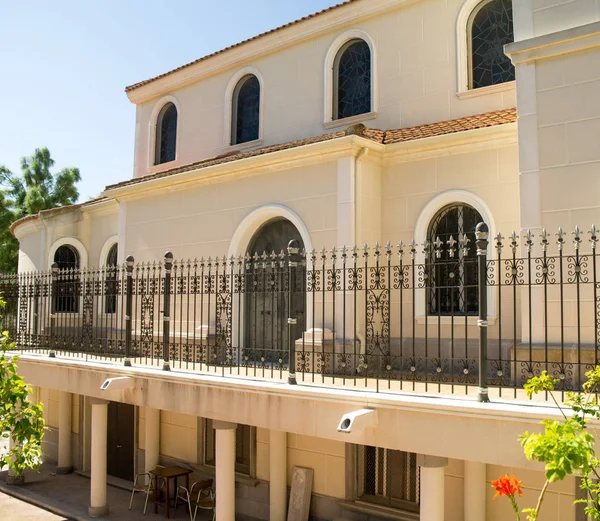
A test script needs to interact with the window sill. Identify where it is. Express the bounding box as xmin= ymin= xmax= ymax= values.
xmin=196 ymin=463 xmax=259 ymax=488
xmin=415 ymin=315 xmax=497 ymax=326
xmin=338 ymin=500 xmax=419 ymax=521
xmin=323 ymin=111 xmax=378 ymax=129
xmin=224 ymin=138 xmax=264 ymax=153
xmin=147 ymin=159 xmax=179 ymax=175
xmin=456 ymin=81 xmax=516 ymax=99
